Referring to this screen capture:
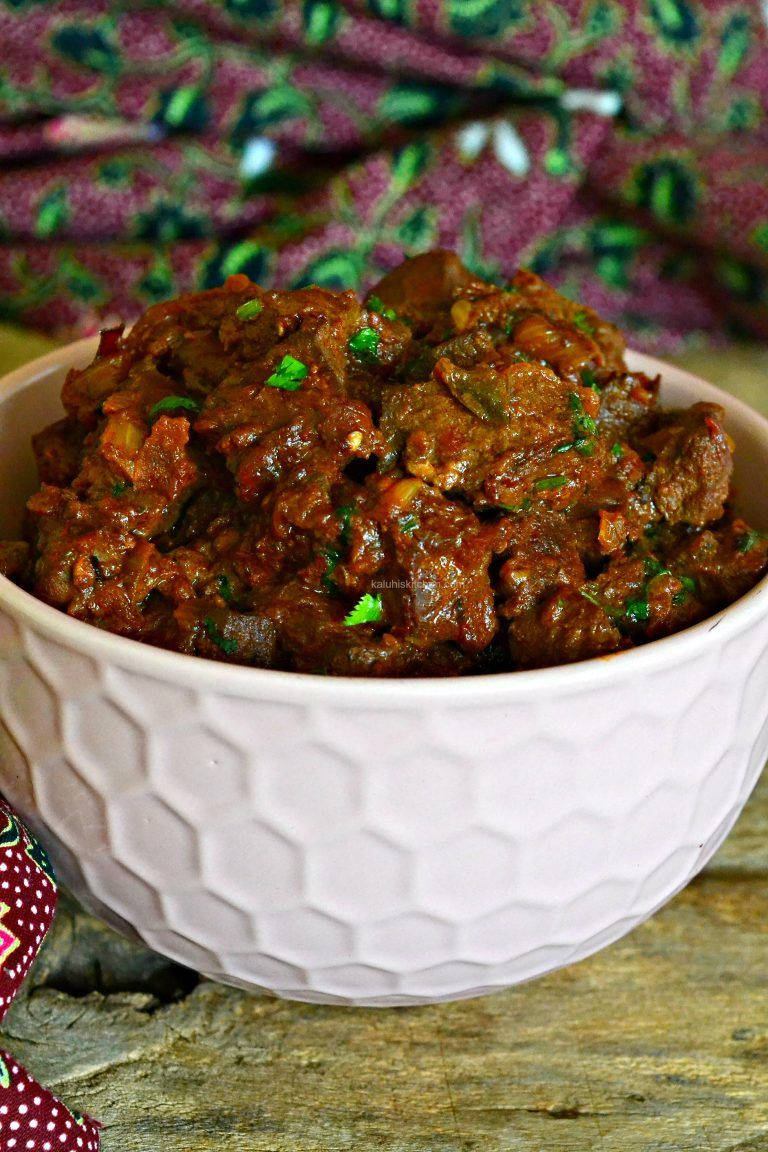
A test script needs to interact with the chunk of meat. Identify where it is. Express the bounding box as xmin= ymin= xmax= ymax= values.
xmin=639 ymin=403 xmax=732 ymax=526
